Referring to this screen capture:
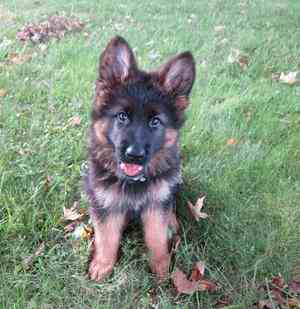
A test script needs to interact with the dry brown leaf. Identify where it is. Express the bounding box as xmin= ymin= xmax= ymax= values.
xmin=271 ymin=72 xmax=281 ymax=81
xmin=227 ymin=138 xmax=237 ymax=145
xmin=8 ymin=52 xmax=32 ymax=65
xmin=172 ymin=267 xmax=217 ymax=295
xmin=72 ymin=223 xmax=93 ymax=240
xmin=190 ymin=261 xmax=205 ymax=281
xmin=63 ymin=202 xmax=84 ymax=221
xmin=171 ymin=268 xmax=200 ymax=295
xmin=22 ymin=242 xmax=45 ymax=269
xmin=227 ymin=49 xmax=249 ymax=70
xmin=215 ymin=296 xmax=232 ymax=308
xmin=256 ymin=300 xmax=273 ymax=309
xmin=279 ymin=71 xmax=298 ymax=85
xmin=64 ymin=222 xmax=77 ymax=233
xmin=287 ymin=297 xmax=300 ymax=308
xmin=0 ymin=89 xmax=8 ymax=97
xmin=82 ymin=225 xmax=94 ymax=240
xmin=69 ymin=115 xmax=81 ymax=126
xmin=197 ymin=279 xmax=217 ymax=292
xmin=17 ymin=14 xmax=85 ymax=44
xmin=271 ymin=275 xmax=285 ymax=289
xmin=187 ymin=196 xmax=208 ymax=221
xmin=289 ymin=279 xmax=300 ymax=294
